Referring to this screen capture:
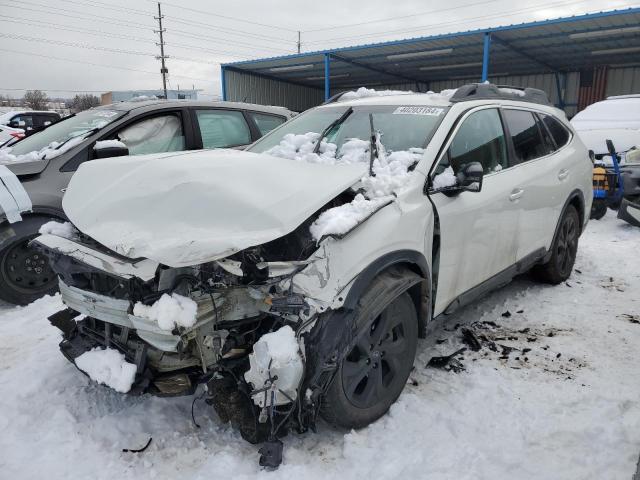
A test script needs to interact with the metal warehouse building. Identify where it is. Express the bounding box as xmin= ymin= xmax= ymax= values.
xmin=221 ymin=8 xmax=640 ymax=116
